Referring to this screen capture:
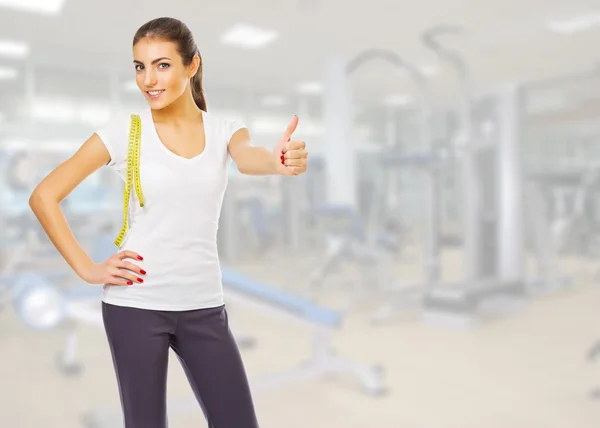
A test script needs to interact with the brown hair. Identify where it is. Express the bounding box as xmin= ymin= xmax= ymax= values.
xmin=133 ymin=17 xmax=207 ymax=111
